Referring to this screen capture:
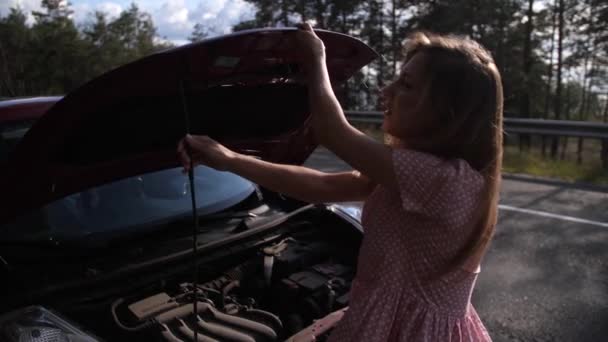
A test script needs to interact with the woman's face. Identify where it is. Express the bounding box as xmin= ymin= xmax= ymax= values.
xmin=380 ymin=52 xmax=431 ymax=138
